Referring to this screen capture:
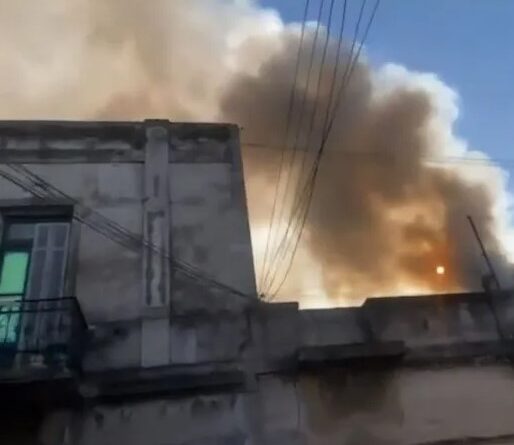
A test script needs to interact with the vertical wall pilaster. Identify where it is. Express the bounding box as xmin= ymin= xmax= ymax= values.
xmin=141 ymin=121 xmax=171 ymax=367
